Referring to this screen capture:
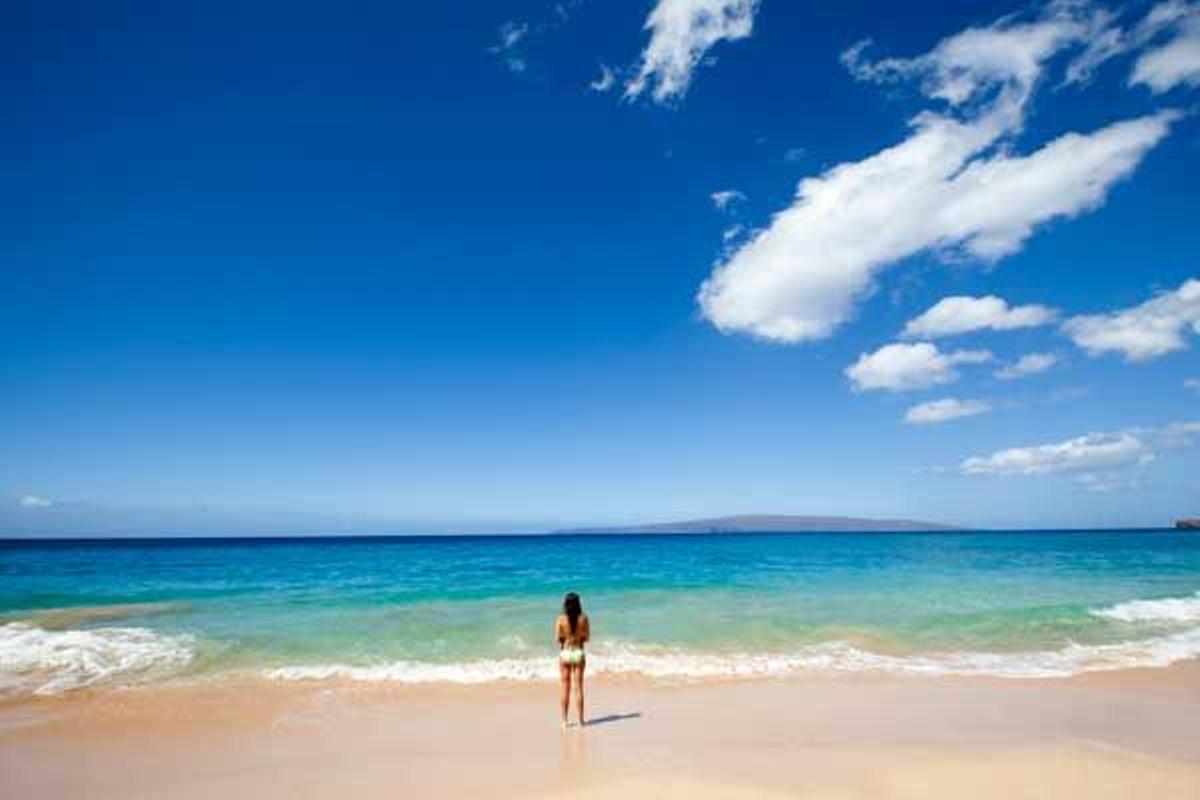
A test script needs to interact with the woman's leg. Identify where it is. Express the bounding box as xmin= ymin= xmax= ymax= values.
xmin=559 ymin=660 xmax=571 ymax=727
xmin=573 ymin=661 xmax=586 ymax=726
